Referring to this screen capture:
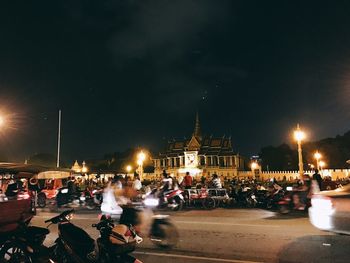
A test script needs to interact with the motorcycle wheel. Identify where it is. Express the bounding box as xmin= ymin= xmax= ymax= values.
xmin=86 ymin=199 xmax=96 ymax=210
xmin=246 ymin=198 xmax=256 ymax=208
xmin=0 ymin=241 xmax=32 ymax=263
xmin=279 ymin=205 xmax=291 ymax=214
xmin=50 ymin=242 xmax=71 ymax=263
xmin=172 ymin=196 xmax=184 ymax=211
xmin=266 ymin=201 xmax=273 ymax=210
xmin=150 ymin=220 xmax=179 ymax=248
xmin=202 ymin=197 xmax=216 ymax=209
xmin=37 ymin=193 xmax=46 ymax=208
